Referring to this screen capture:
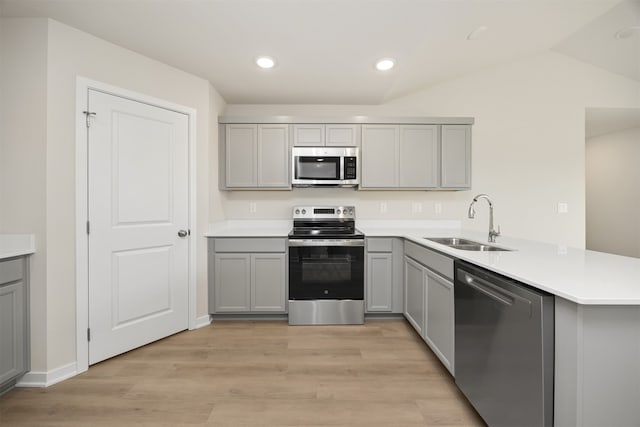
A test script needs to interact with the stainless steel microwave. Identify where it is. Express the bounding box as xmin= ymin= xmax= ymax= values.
xmin=292 ymin=147 xmax=359 ymax=187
